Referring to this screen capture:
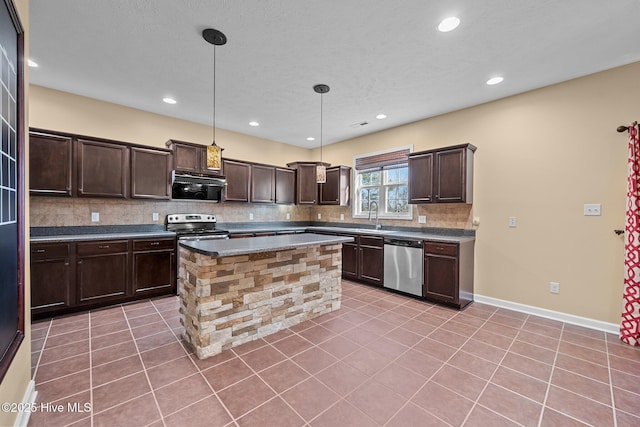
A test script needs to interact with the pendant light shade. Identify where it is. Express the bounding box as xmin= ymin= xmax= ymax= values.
xmin=203 ymin=28 xmax=226 ymax=170
xmin=314 ymin=84 xmax=330 ymax=183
